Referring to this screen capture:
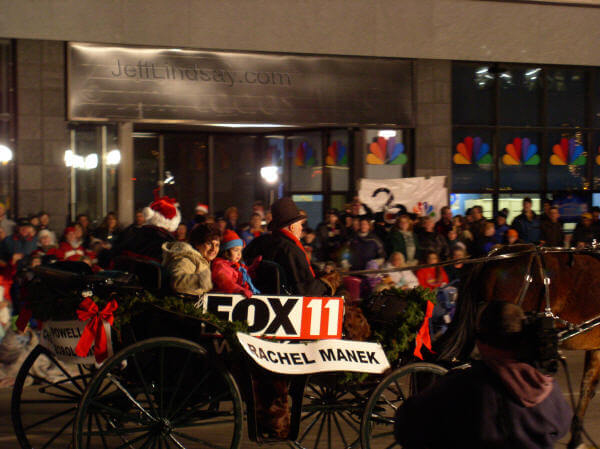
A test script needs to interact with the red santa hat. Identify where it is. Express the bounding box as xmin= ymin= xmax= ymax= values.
xmin=143 ymin=189 xmax=181 ymax=233
xmin=195 ymin=203 xmax=209 ymax=214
